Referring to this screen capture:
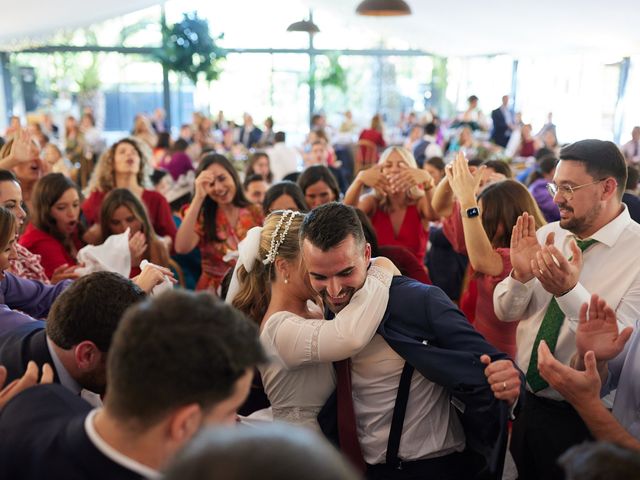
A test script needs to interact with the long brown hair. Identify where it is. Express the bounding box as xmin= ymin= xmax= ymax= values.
xmin=31 ymin=173 xmax=84 ymax=255
xmin=99 ymin=188 xmax=170 ymax=268
xmin=232 ymin=211 xmax=305 ymax=324
xmin=477 ymin=179 xmax=546 ymax=249
xmin=196 ymin=154 xmax=251 ymax=243
xmin=87 ymin=138 xmax=151 ymax=193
